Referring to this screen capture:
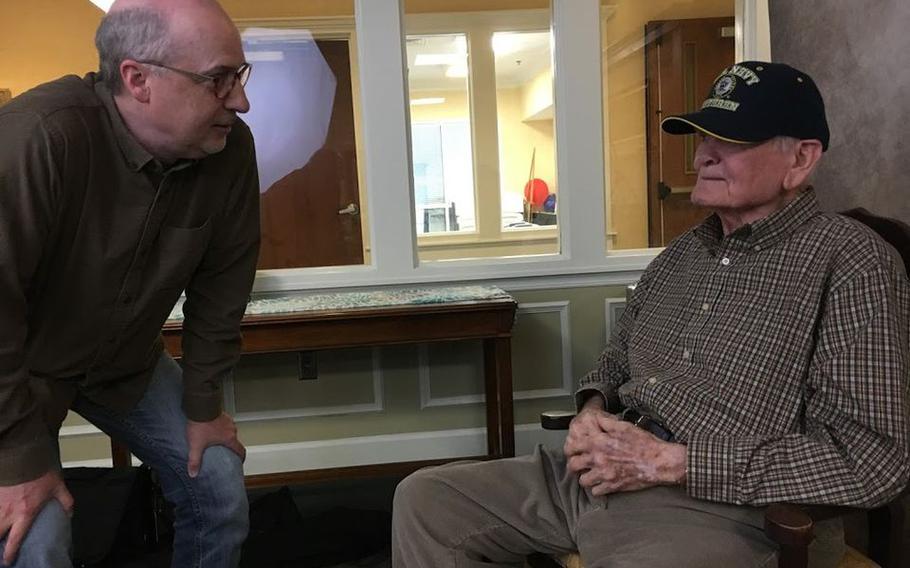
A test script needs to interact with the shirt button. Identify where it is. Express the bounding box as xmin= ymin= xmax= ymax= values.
xmin=701 ymin=303 xmax=710 ymax=311
xmin=720 ymin=257 xmax=731 ymax=266
xmin=682 ymin=349 xmax=691 ymax=360
xmin=753 ymin=245 xmax=762 ymax=252
xmin=648 ymin=377 xmax=657 ymax=384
